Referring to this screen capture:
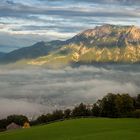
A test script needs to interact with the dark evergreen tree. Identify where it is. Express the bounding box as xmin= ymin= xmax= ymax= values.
xmin=72 ymin=103 xmax=88 ymax=117
xmin=64 ymin=109 xmax=71 ymax=118
xmin=92 ymin=103 xmax=100 ymax=117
